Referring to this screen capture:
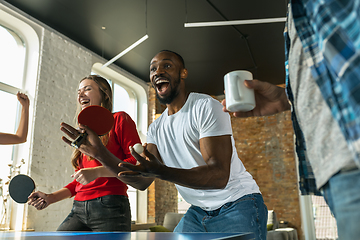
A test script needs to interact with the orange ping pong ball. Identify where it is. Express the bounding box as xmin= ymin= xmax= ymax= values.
xmin=133 ymin=143 xmax=144 ymax=154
